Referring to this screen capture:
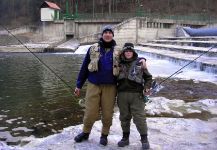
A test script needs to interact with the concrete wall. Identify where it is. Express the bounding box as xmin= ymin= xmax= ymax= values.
xmin=10 ymin=26 xmax=32 ymax=35
xmin=78 ymin=18 xmax=176 ymax=46
xmin=77 ymin=24 xmax=103 ymax=37
xmin=65 ymin=20 xmax=119 ymax=38
xmin=65 ymin=20 xmax=75 ymax=36
xmin=113 ymin=18 xmax=175 ymax=46
xmin=38 ymin=17 xmax=211 ymax=45
xmin=79 ymin=34 xmax=99 ymax=44
xmin=80 ymin=18 xmax=189 ymax=45
xmin=206 ymin=23 xmax=217 ymax=27
xmin=8 ymin=22 xmax=65 ymax=42
xmin=138 ymin=28 xmax=175 ymax=42
xmin=114 ymin=19 xmax=137 ymax=46
xmin=40 ymin=22 xmax=65 ymax=41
